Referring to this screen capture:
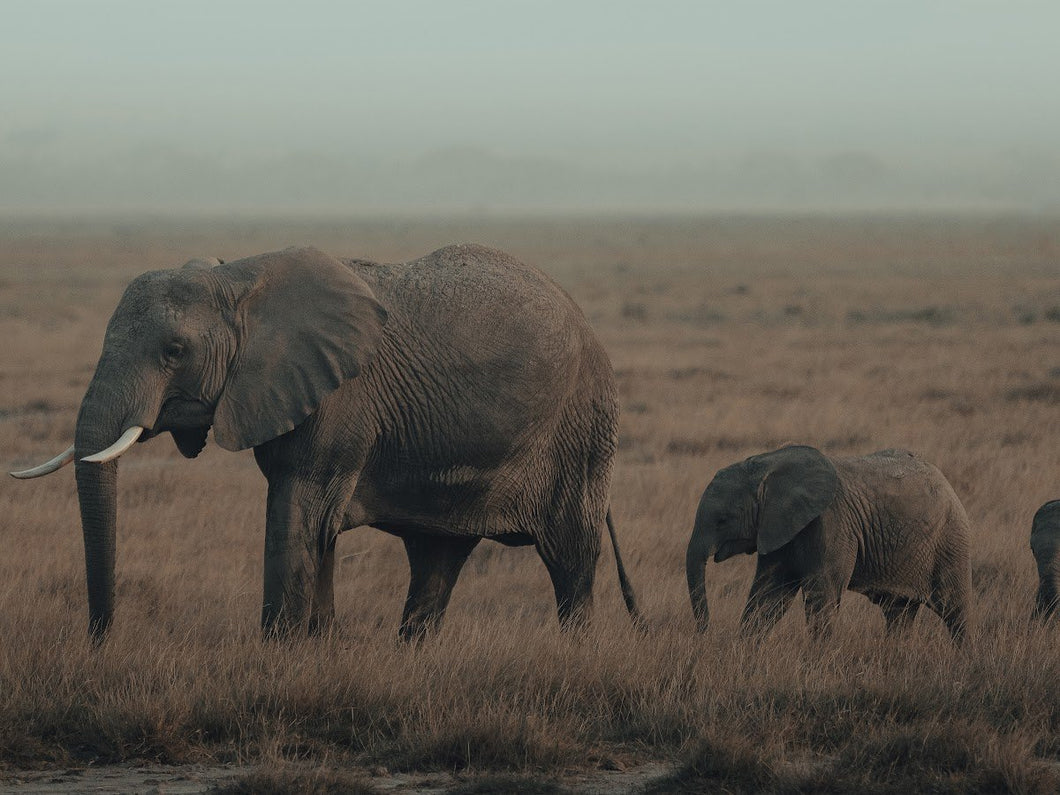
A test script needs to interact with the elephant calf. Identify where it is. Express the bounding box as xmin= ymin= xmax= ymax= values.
xmin=686 ymin=445 xmax=973 ymax=641
xmin=1031 ymin=500 xmax=1060 ymax=620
